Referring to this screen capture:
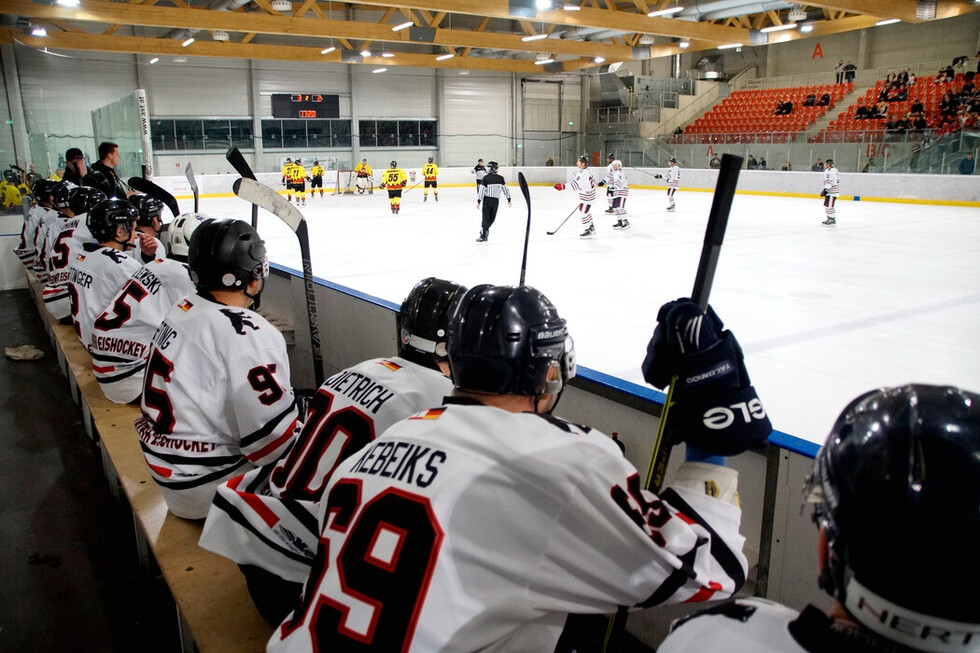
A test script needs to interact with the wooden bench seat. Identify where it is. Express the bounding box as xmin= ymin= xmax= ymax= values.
xmin=25 ymin=270 xmax=273 ymax=652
